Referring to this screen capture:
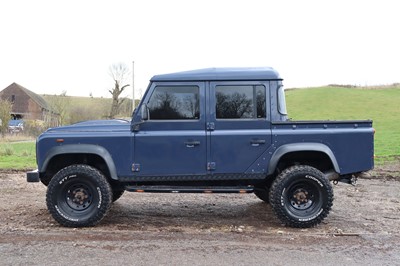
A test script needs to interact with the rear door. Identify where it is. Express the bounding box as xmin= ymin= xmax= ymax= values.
xmin=208 ymin=81 xmax=272 ymax=175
